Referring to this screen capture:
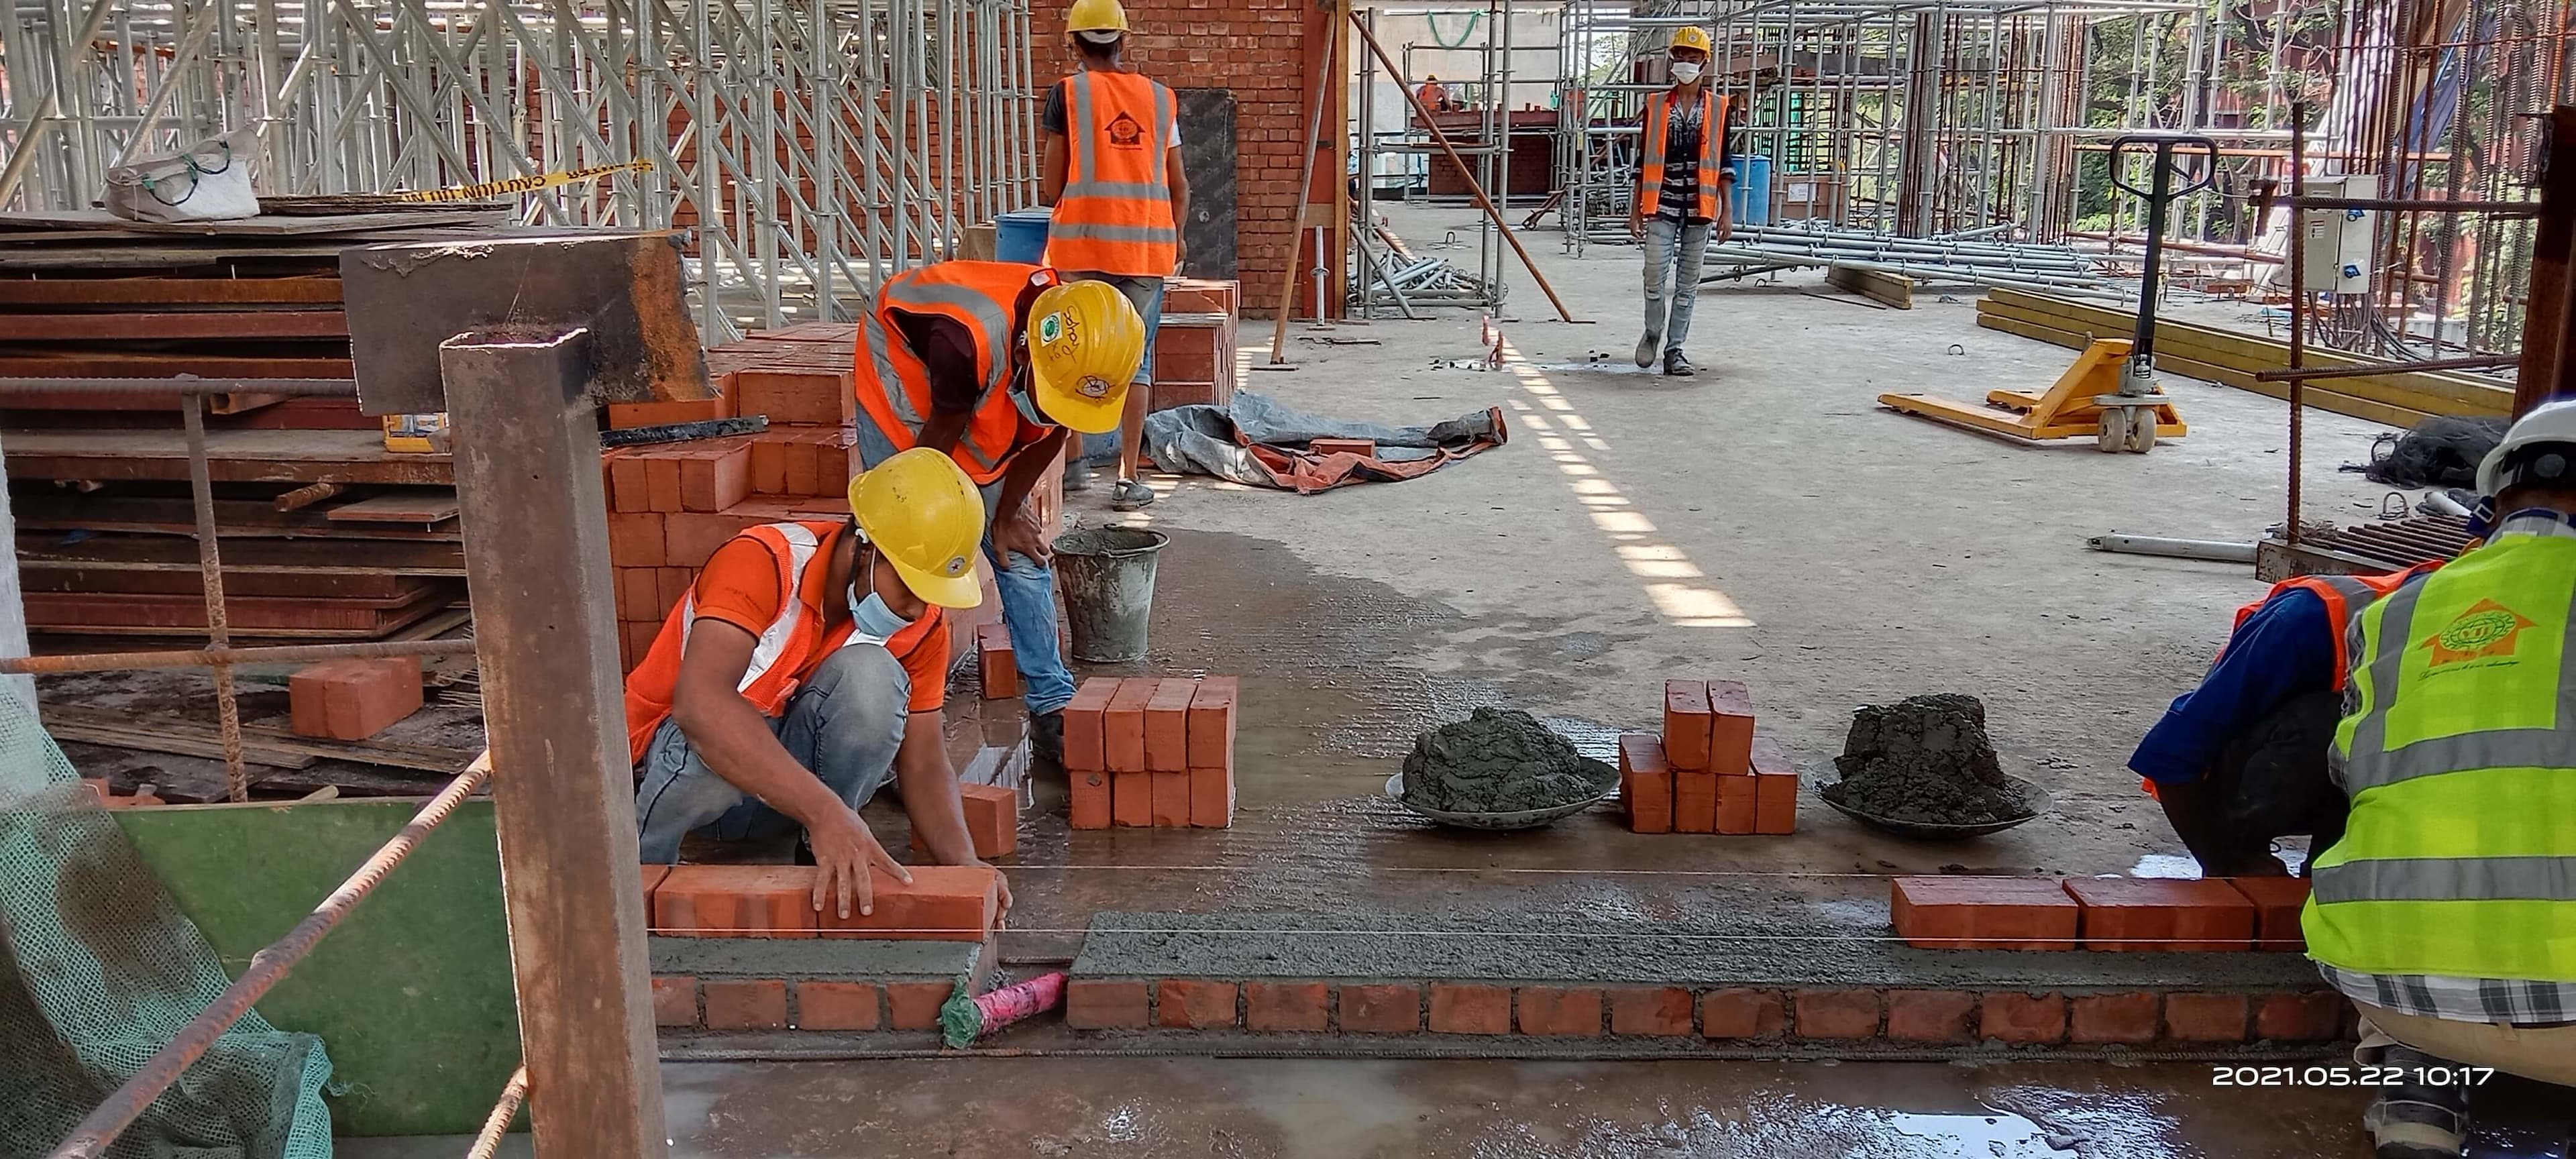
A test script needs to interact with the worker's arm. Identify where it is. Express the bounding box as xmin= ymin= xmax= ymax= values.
xmin=1040 ymin=132 xmax=1069 ymax=207
xmin=991 ymin=426 xmax=1069 ymax=566
xmin=1711 ymin=116 xmax=1736 ymax=243
xmin=2129 ymin=590 xmax=2335 ymax=875
xmin=668 ymin=619 xmax=909 ymax=918
xmin=1629 ymin=110 xmax=1651 ymax=240
xmin=892 ymin=708 xmax=1015 ymax=916
xmin=895 ymin=311 xmax=982 ymax=456
xmin=1165 ymin=142 xmax=1190 ymax=271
